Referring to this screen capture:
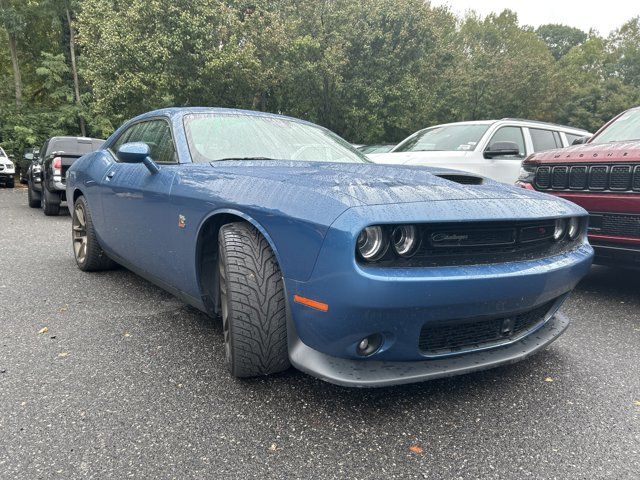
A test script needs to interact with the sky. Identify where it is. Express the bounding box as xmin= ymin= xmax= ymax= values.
xmin=431 ymin=0 xmax=640 ymax=34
